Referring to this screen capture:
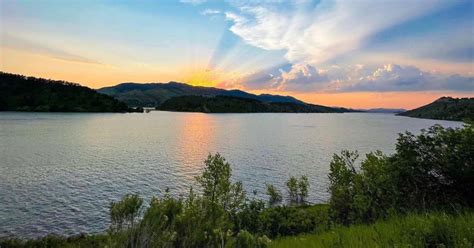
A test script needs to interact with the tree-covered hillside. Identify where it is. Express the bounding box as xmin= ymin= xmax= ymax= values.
xmin=398 ymin=97 xmax=473 ymax=121
xmin=0 ymin=72 xmax=140 ymax=112
xmin=158 ymin=95 xmax=352 ymax=113
xmin=97 ymin=82 xmax=305 ymax=107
